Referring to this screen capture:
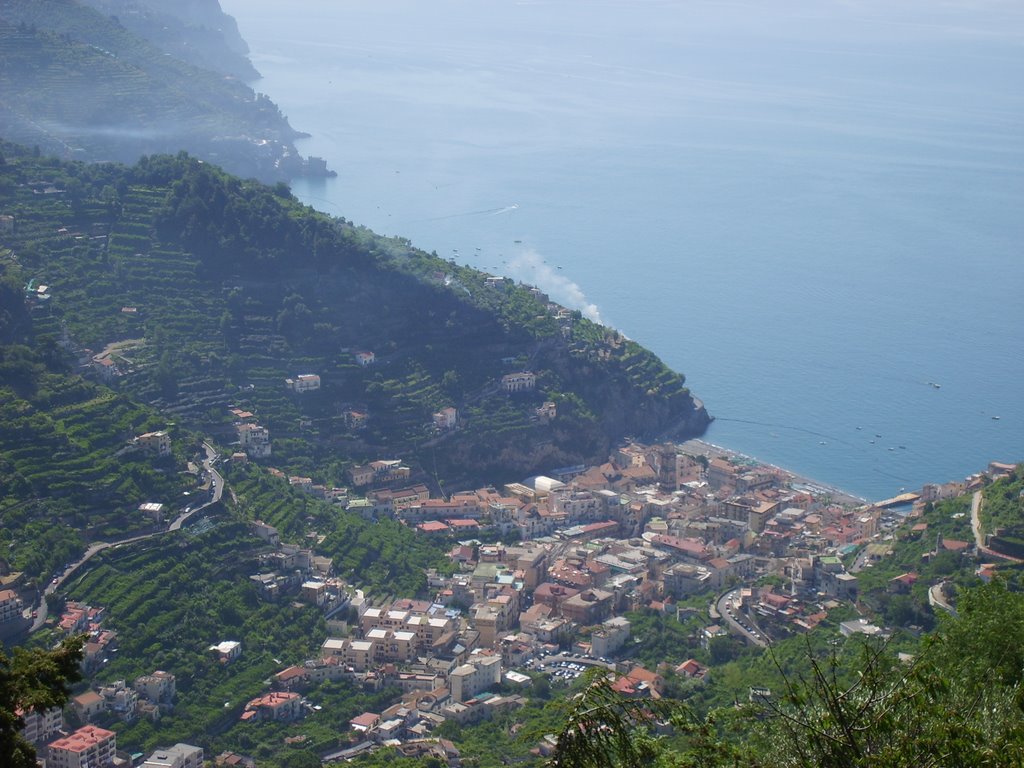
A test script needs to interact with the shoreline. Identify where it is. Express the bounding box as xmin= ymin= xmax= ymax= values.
xmin=678 ymin=438 xmax=871 ymax=507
